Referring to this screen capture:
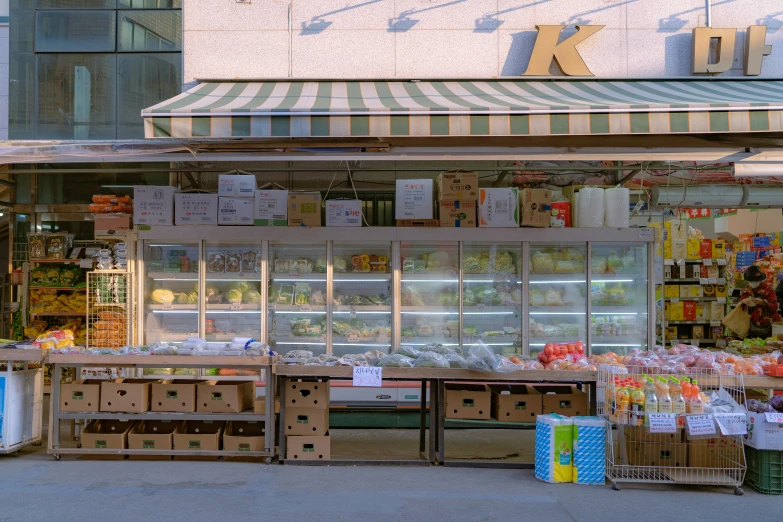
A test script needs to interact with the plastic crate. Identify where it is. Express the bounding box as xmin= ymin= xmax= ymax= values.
xmin=745 ymin=446 xmax=783 ymax=495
